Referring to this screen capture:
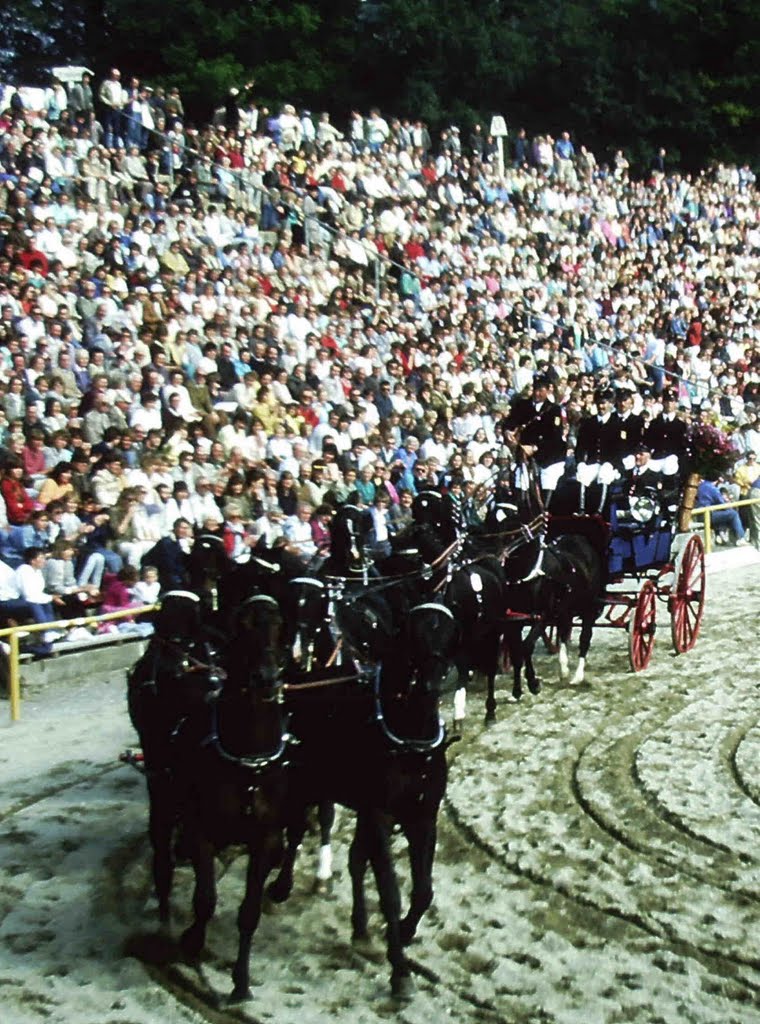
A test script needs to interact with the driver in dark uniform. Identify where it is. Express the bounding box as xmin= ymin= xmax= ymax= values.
xmin=501 ymin=374 xmax=566 ymax=503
